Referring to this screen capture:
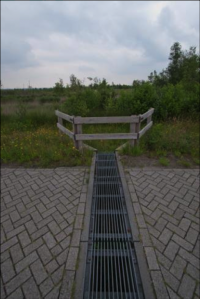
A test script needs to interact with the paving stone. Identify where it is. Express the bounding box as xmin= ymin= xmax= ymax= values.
xmin=1 ymin=237 xmax=18 ymax=253
xmin=22 ymin=277 xmax=41 ymax=299
xmin=136 ymin=214 xmax=146 ymax=228
xmin=10 ymin=211 xmax=20 ymax=223
xmin=145 ymin=247 xmax=159 ymax=270
xmin=186 ymin=263 xmax=199 ymax=280
xmin=16 ymin=251 xmax=38 ymax=273
xmin=37 ymin=244 xmax=53 ymax=265
xmin=44 ymin=283 xmax=61 ymax=299
xmin=159 ymin=228 xmax=173 ymax=245
xmin=6 ymin=268 xmax=31 ymax=295
xmin=25 ymin=220 xmax=37 ymax=235
xmin=52 ymin=265 xmax=65 ymax=284
xmin=164 ymin=240 xmax=179 ymax=261
xmin=170 ymin=255 xmax=187 ymax=280
xmin=179 ymin=248 xmax=200 ymax=269
xmin=39 ymin=277 xmax=54 ymax=297
xmin=156 ymin=249 xmax=172 ymax=270
xmin=172 ymin=234 xmax=193 ymax=251
xmin=18 ymin=230 xmax=31 ymax=248
xmin=46 ymin=259 xmax=59 ymax=274
xmin=151 ymin=271 xmax=169 ymax=299
xmin=60 ymin=236 xmax=71 ymax=250
xmin=24 ymin=237 xmax=43 ymax=256
xmin=139 ymin=228 xmax=152 ymax=246
xmin=71 ymin=230 xmax=81 ymax=247
xmin=179 ymin=218 xmax=191 ymax=232
xmin=10 ymin=243 xmax=24 ymax=264
xmin=66 ymin=247 xmax=79 ymax=270
xmin=1 ymin=258 xmax=16 ymax=283
xmin=161 ymin=265 xmax=179 ymax=292
xmin=185 ymin=227 xmax=199 ymax=245
xmin=59 ymin=270 xmax=75 ymax=299
xmin=55 ymin=231 xmax=66 ymax=242
xmin=6 ymin=287 xmax=24 ymax=299
xmin=178 ymin=274 xmax=196 ymax=299
xmin=57 ymin=248 xmax=69 ymax=266
xmin=43 ymin=232 xmax=57 ymax=249
xmin=30 ymin=259 xmax=48 ymax=284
